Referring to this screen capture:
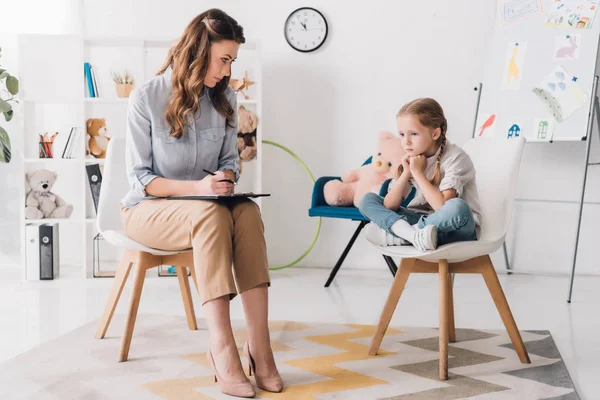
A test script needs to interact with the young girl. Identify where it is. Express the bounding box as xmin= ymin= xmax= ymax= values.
xmin=359 ymin=98 xmax=482 ymax=252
